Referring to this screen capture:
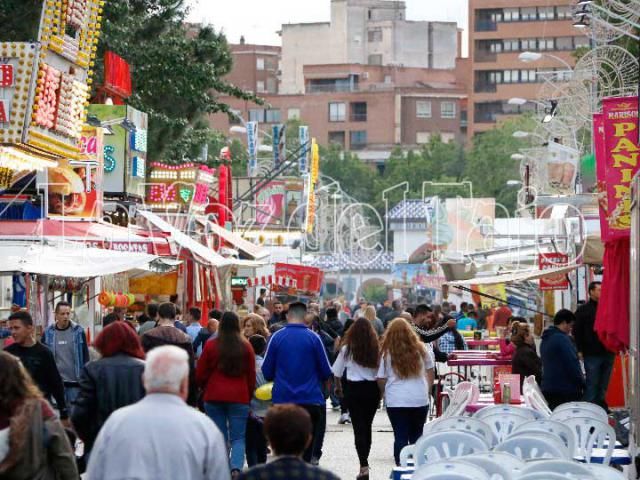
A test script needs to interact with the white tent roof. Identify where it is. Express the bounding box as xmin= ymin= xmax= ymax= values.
xmin=138 ymin=210 xmax=232 ymax=268
xmin=446 ymin=265 xmax=578 ymax=286
xmin=196 ymin=217 xmax=270 ymax=261
xmin=0 ymin=243 xmax=160 ymax=277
